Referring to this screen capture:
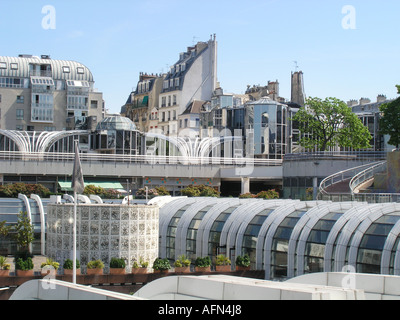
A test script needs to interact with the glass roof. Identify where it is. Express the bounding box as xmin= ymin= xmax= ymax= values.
xmin=96 ymin=116 xmax=137 ymax=132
